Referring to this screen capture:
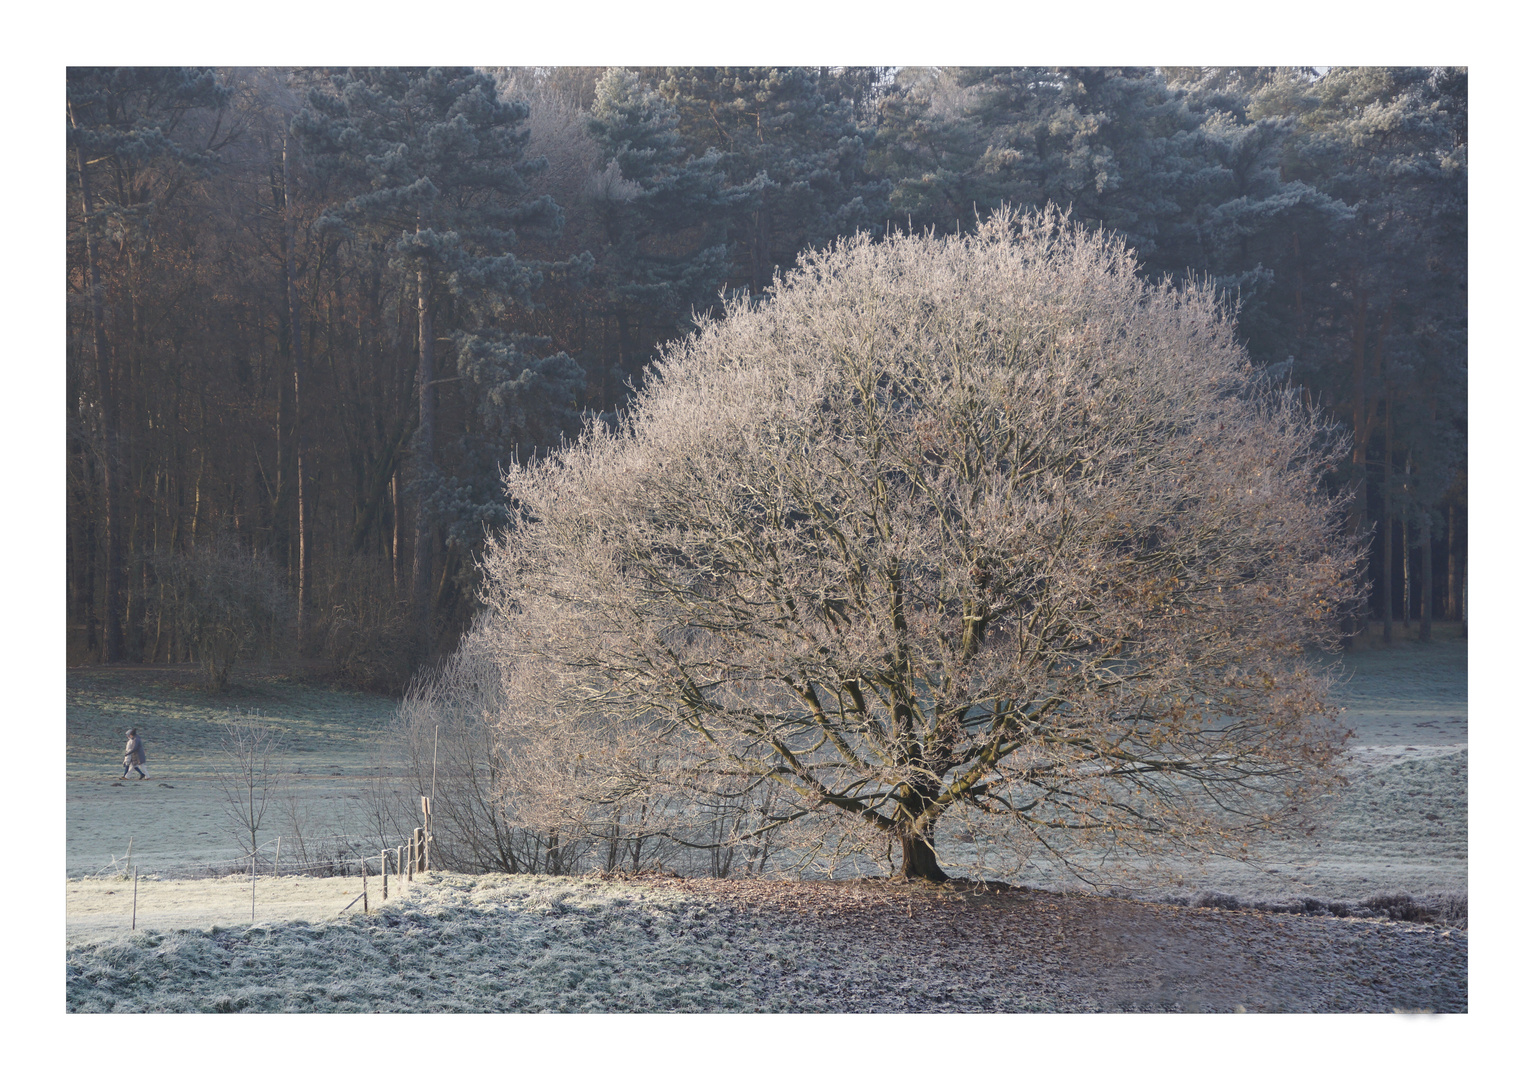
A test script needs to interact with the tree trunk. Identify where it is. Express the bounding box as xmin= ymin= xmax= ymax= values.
xmin=1380 ymin=393 xmax=1394 ymax=642
xmin=898 ymin=827 xmax=948 ymax=883
xmin=1346 ymin=294 xmax=1388 ymax=543
xmin=270 ymin=145 xmax=294 ymax=579
xmin=1441 ymin=503 xmax=1454 ymax=619
xmin=391 ymin=467 xmax=402 ymax=592
xmin=73 ymin=131 xmax=126 ymax=662
xmin=283 ymin=137 xmax=311 ymax=646
xmin=411 ymin=263 xmax=436 ymax=638
xmin=1379 ymin=515 xmax=1394 ymax=642
xmin=80 ymin=448 xmax=100 ymax=658
xmin=1419 ymin=510 xmax=1433 ymax=642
